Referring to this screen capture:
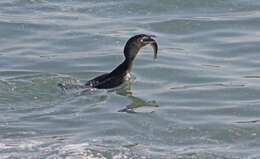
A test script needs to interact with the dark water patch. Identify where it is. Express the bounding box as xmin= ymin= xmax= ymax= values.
xmin=234 ymin=119 xmax=260 ymax=124
xmin=171 ymin=82 xmax=246 ymax=90
xmin=244 ymin=75 xmax=260 ymax=79
xmin=202 ymin=64 xmax=221 ymax=68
